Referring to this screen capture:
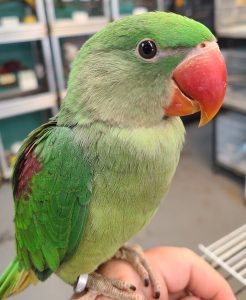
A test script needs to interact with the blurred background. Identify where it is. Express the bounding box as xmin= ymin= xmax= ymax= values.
xmin=0 ymin=0 xmax=245 ymax=299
